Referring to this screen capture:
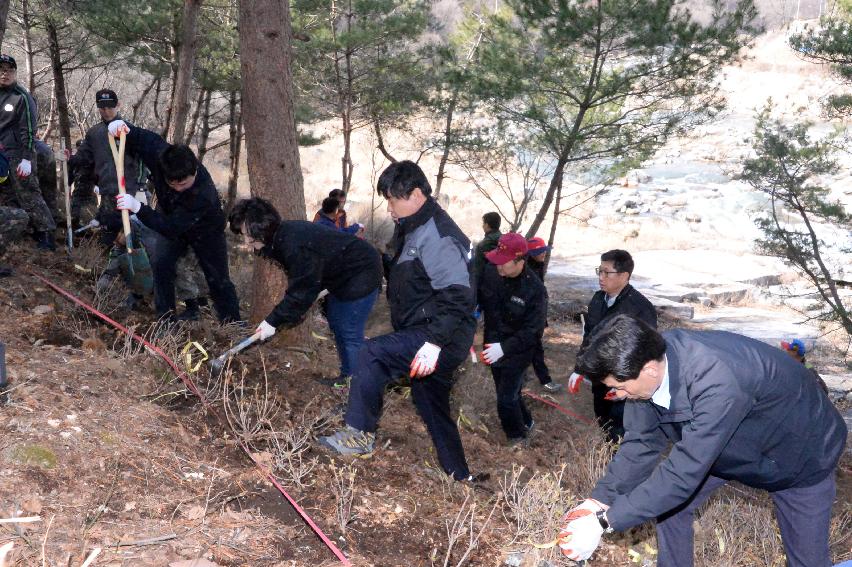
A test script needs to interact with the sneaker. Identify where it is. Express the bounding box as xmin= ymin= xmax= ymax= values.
xmin=507 ymin=436 xmax=529 ymax=449
xmin=319 ymin=425 xmax=375 ymax=456
xmin=542 ymin=381 xmax=563 ymax=392
xmin=175 ymin=298 xmax=200 ymax=321
xmin=525 ymin=419 xmax=536 ymax=436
